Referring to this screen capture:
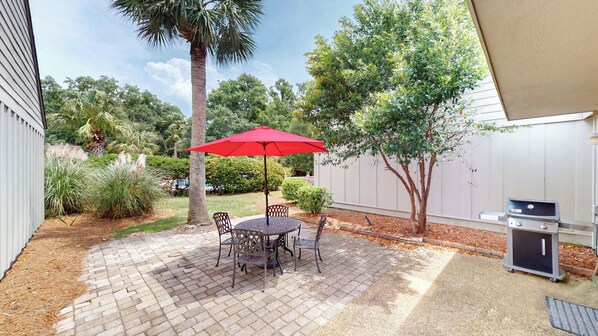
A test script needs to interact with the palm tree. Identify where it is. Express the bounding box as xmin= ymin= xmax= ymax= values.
xmin=49 ymin=90 xmax=126 ymax=156
xmin=107 ymin=127 xmax=160 ymax=155
xmin=112 ymin=0 xmax=263 ymax=226
xmin=162 ymin=114 xmax=187 ymax=158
